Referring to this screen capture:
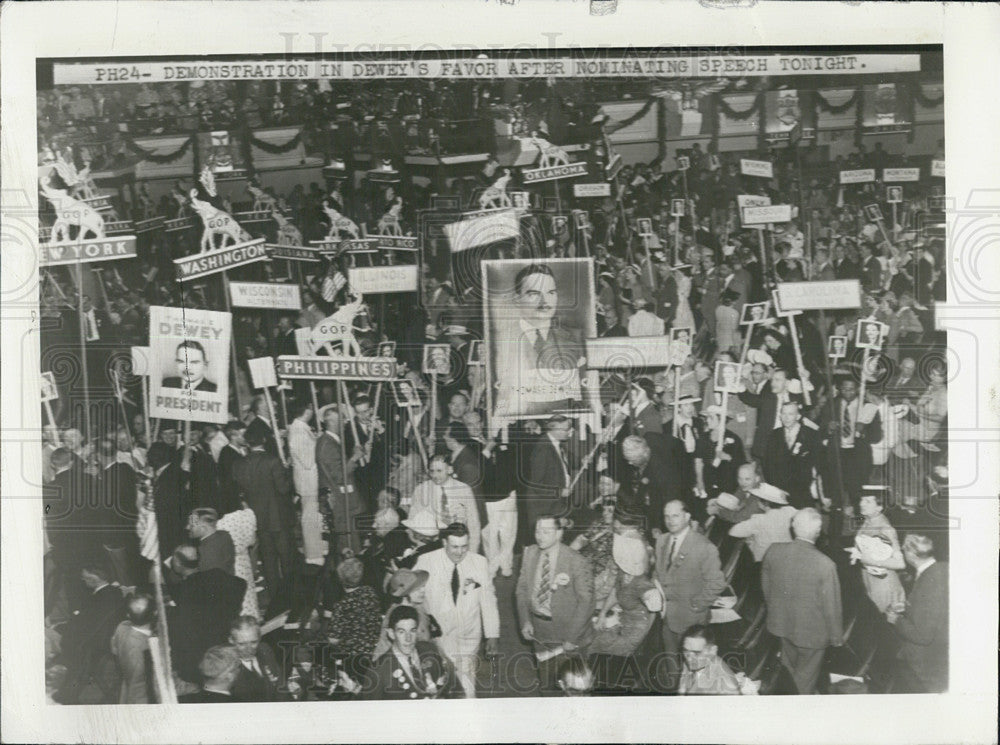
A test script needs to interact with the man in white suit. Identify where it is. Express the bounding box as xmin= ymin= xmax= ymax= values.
xmin=415 ymin=522 xmax=499 ymax=698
